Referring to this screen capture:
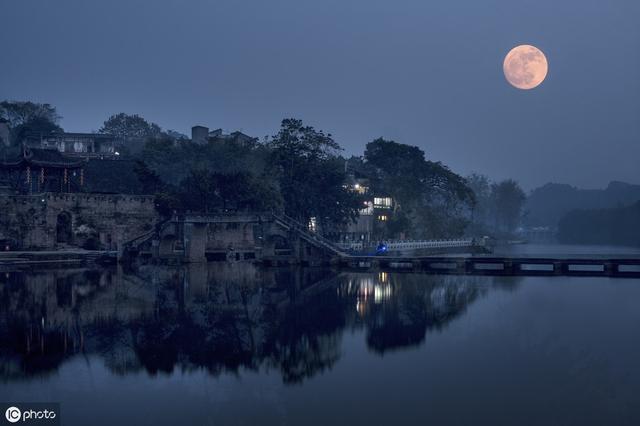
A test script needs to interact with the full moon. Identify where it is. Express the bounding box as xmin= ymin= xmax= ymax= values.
xmin=503 ymin=44 xmax=548 ymax=90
